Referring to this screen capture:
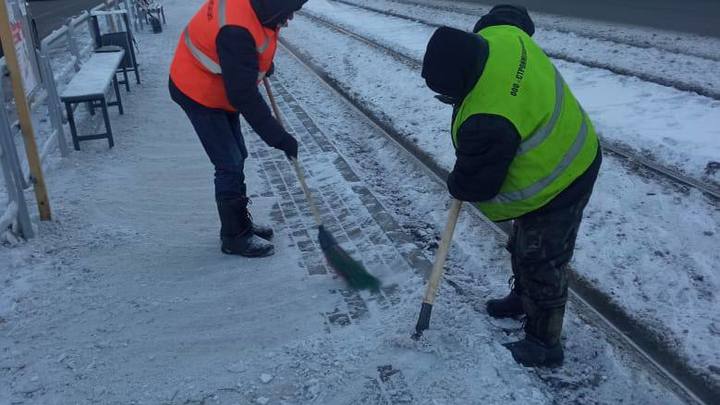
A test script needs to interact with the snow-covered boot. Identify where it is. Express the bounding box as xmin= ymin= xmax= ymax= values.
xmin=238 ymin=197 xmax=274 ymax=241
xmin=217 ymin=198 xmax=274 ymax=257
xmin=503 ymin=299 xmax=565 ymax=368
xmin=486 ymin=278 xmax=524 ymax=318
